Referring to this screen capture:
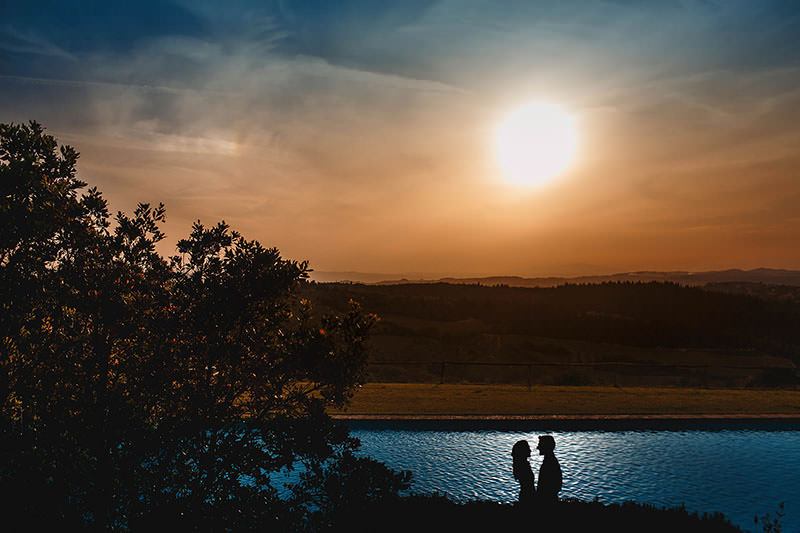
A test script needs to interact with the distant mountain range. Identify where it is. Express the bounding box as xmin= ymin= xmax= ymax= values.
xmin=311 ymin=268 xmax=800 ymax=287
